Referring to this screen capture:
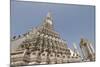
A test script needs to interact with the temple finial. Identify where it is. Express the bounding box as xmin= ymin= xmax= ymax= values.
xmin=45 ymin=12 xmax=53 ymax=25
xmin=47 ymin=12 xmax=52 ymax=18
